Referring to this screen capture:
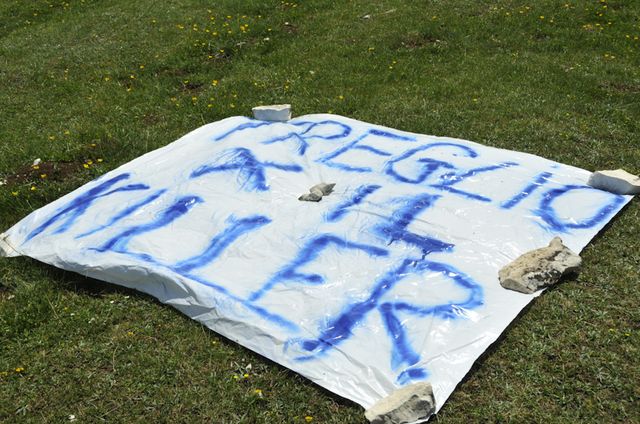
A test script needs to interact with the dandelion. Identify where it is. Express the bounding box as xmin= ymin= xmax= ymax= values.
xmin=104 ymin=76 xmax=110 ymax=81
xmin=64 ymin=130 xmax=70 ymax=135
xmin=48 ymin=135 xmax=55 ymax=140
xmin=139 ymin=65 xmax=145 ymax=70
xmin=254 ymin=389 xmax=263 ymax=396
xmin=338 ymin=95 xmax=344 ymax=100
xmin=15 ymin=367 xmax=24 ymax=373
xmin=243 ymin=373 xmax=249 ymax=379
xmin=126 ymin=331 xmax=135 ymax=337
xmin=304 ymin=416 xmax=313 ymax=423
xmin=212 ymin=79 xmax=219 ymax=86
xmin=97 ymin=158 xmax=103 ymax=163
xmin=539 ymin=15 xmax=544 ymax=20
xmin=40 ymin=174 xmax=47 ymax=179
xmin=32 ymin=165 xmax=40 ymax=170
xmin=83 ymin=164 xmax=90 ymax=169
xmin=30 ymin=186 xmax=36 ymax=191
xmin=11 ymin=191 xmax=18 ymax=196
